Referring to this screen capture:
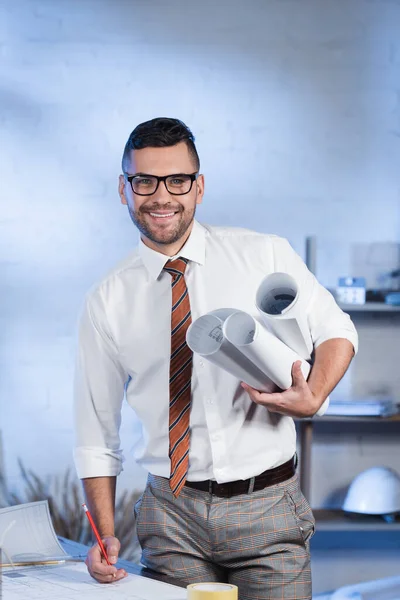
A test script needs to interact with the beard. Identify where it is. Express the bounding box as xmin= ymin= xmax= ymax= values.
xmin=127 ymin=202 xmax=197 ymax=246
